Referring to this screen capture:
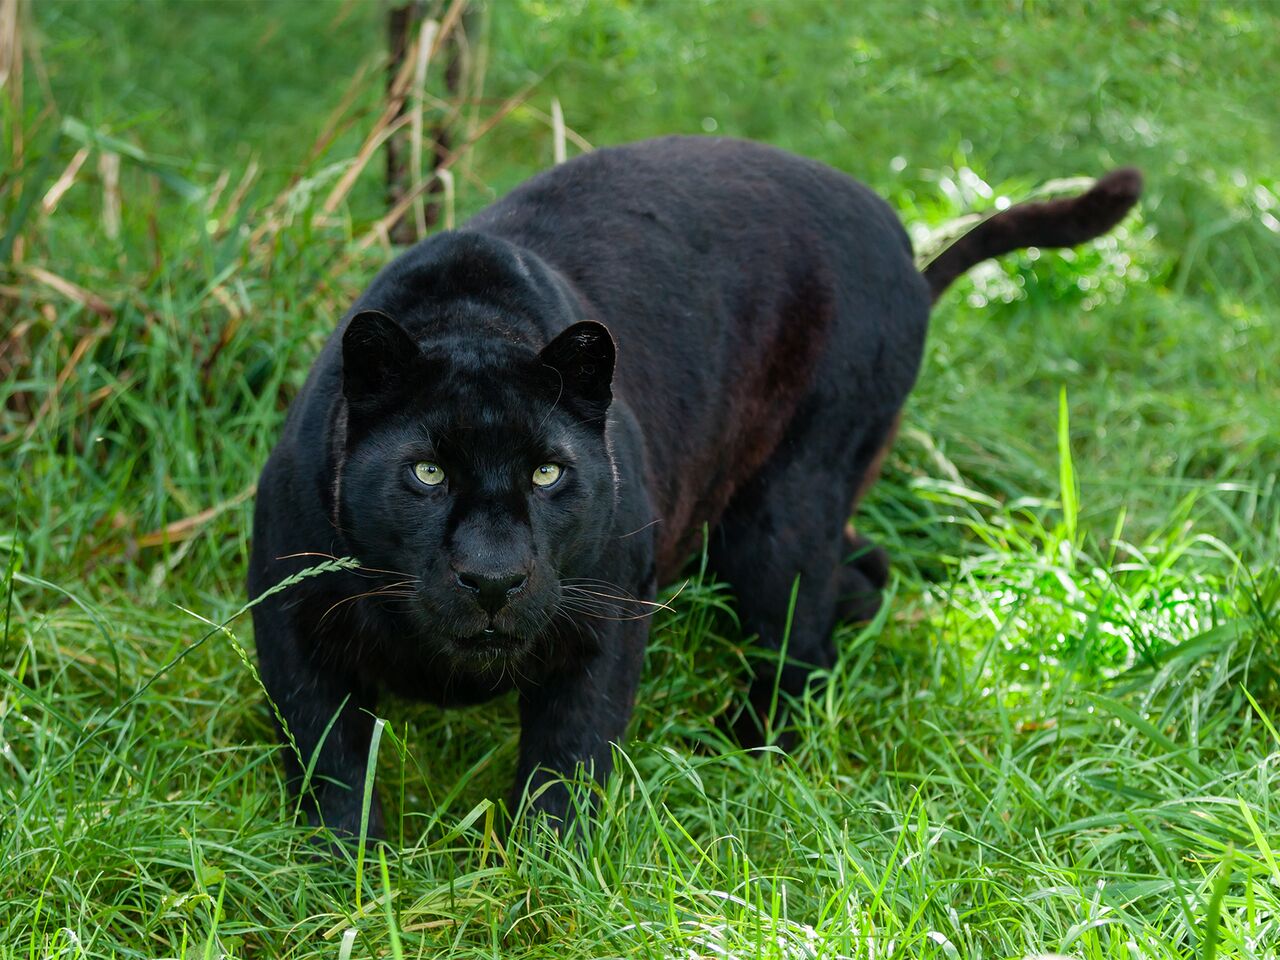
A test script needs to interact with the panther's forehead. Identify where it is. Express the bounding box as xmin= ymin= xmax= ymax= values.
xmin=418 ymin=325 xmax=537 ymax=374
xmin=415 ymin=369 xmax=544 ymax=436
xmin=407 ymin=332 xmax=575 ymax=433
xmin=395 ymin=365 xmax=577 ymax=470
